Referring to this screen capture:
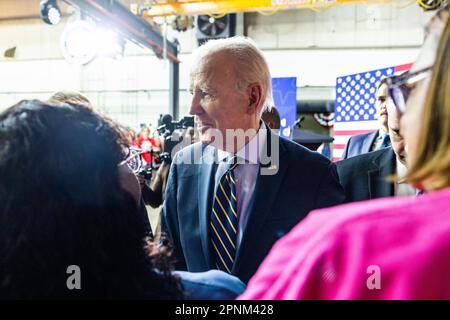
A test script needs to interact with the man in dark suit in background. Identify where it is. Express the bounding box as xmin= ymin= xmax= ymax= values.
xmin=342 ymin=78 xmax=391 ymax=159
xmin=337 ymin=94 xmax=417 ymax=202
xmin=261 ymin=106 xmax=281 ymax=130
xmin=337 ymin=147 xmax=395 ymax=202
xmin=162 ymin=37 xmax=345 ymax=284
